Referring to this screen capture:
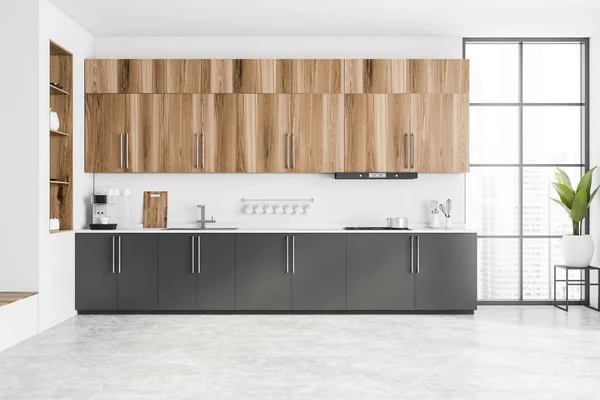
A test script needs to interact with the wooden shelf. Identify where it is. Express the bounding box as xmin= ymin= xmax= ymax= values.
xmin=50 ymin=84 xmax=70 ymax=96
xmin=50 ymin=229 xmax=72 ymax=234
xmin=0 ymin=292 xmax=38 ymax=308
xmin=50 ymin=40 xmax=72 ymax=56
xmin=50 ymin=180 xmax=69 ymax=185
xmin=50 ymin=129 xmax=69 ymax=137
